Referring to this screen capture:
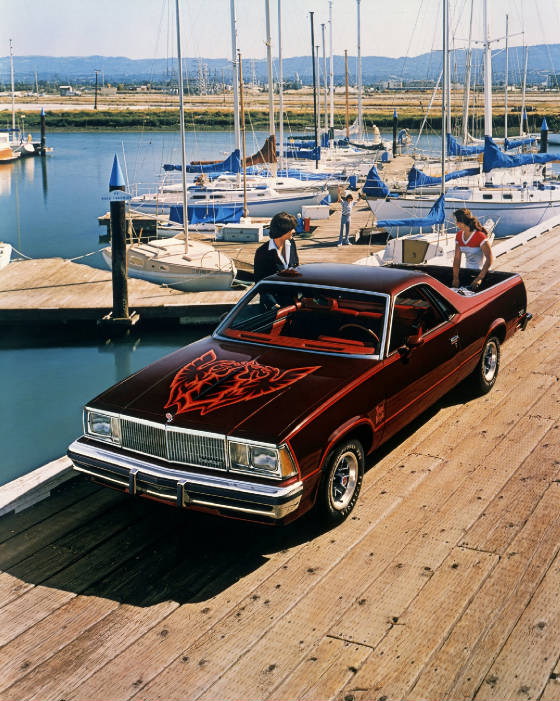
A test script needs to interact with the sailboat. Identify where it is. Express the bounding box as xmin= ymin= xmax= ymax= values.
xmin=366 ymin=0 xmax=560 ymax=239
xmin=101 ymin=1 xmax=236 ymax=292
